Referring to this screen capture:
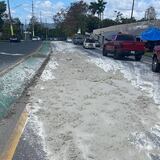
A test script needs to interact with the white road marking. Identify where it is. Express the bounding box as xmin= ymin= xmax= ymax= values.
xmin=0 ymin=52 xmax=23 ymax=56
